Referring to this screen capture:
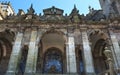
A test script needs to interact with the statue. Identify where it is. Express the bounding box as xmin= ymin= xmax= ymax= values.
xmin=27 ymin=4 xmax=35 ymax=14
